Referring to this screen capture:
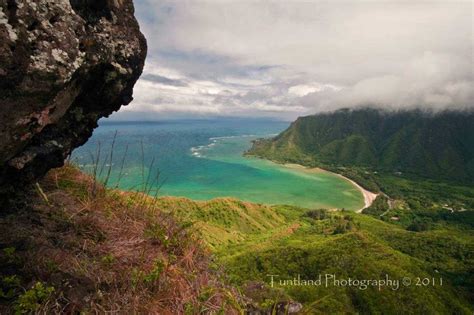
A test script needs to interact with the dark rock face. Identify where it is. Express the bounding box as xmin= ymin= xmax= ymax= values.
xmin=0 ymin=0 xmax=146 ymax=197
